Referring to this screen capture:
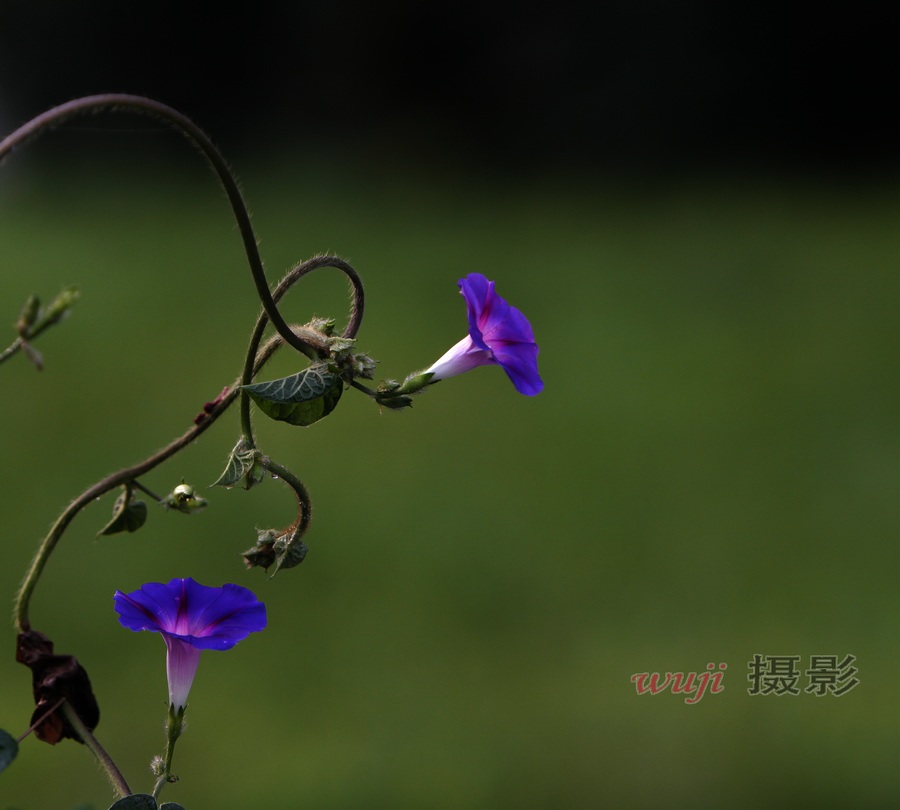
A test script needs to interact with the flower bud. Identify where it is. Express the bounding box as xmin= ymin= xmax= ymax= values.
xmin=16 ymin=294 xmax=40 ymax=337
xmin=163 ymin=482 xmax=208 ymax=514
